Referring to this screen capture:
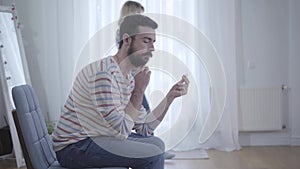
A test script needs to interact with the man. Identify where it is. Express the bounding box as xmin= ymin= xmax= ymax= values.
xmin=52 ymin=14 xmax=189 ymax=169
xmin=117 ymin=1 xmax=175 ymax=159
